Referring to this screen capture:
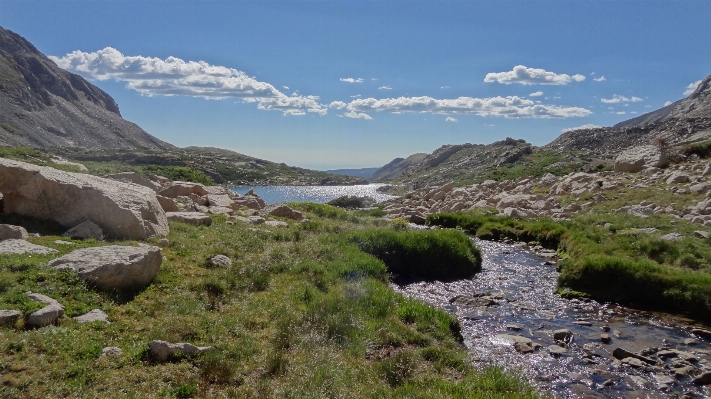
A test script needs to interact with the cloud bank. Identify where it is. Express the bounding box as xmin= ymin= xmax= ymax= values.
xmin=340 ymin=95 xmax=591 ymax=119
xmin=49 ymin=47 xmax=327 ymax=115
xmin=484 ymin=65 xmax=585 ymax=85
xmin=562 ymin=124 xmax=602 ymax=132
xmin=684 ymin=80 xmax=702 ymax=96
xmin=600 ymin=94 xmax=642 ymax=104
